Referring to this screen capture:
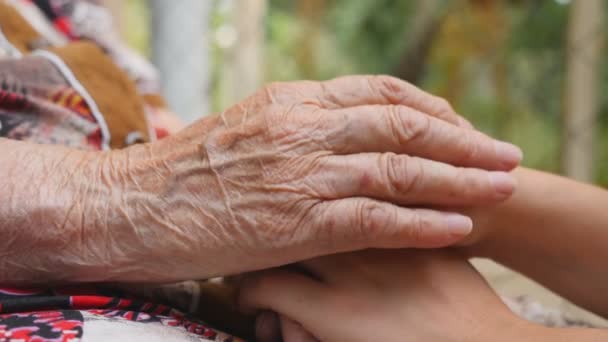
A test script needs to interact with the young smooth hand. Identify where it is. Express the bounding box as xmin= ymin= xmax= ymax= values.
xmin=239 ymin=249 xmax=537 ymax=342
